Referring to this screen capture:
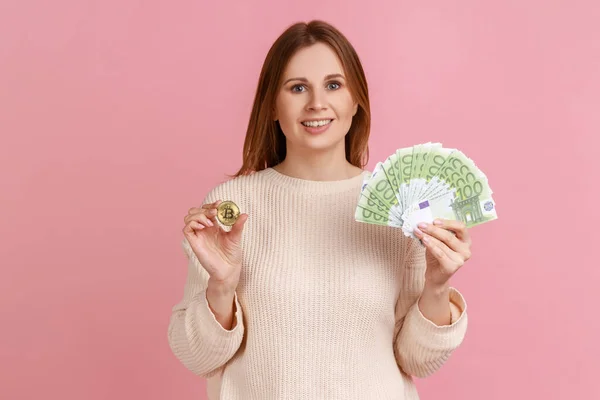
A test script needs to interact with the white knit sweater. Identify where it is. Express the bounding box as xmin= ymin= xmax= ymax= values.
xmin=167 ymin=167 xmax=468 ymax=399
